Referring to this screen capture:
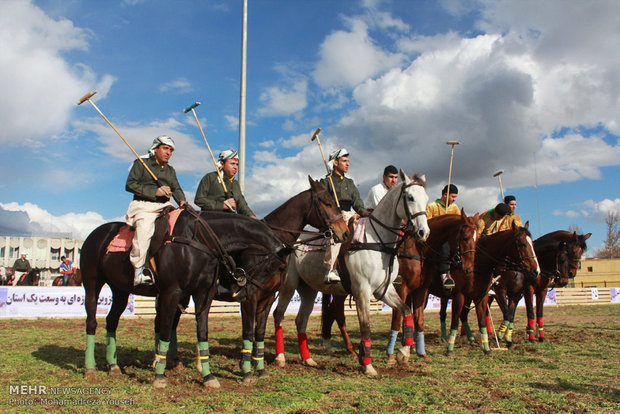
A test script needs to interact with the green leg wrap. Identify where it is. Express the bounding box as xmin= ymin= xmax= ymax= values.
xmin=497 ymin=321 xmax=509 ymax=340
xmin=480 ymin=327 xmax=490 ymax=352
xmin=198 ymin=341 xmax=211 ymax=377
xmin=253 ymin=341 xmax=265 ymax=371
xmin=85 ymin=334 xmax=96 ymax=370
xmin=241 ymin=339 xmax=253 ymax=374
xmin=463 ymin=322 xmax=475 ymax=342
xmin=506 ymin=322 xmax=514 ymax=343
xmin=169 ymin=331 xmax=178 ymax=360
xmin=447 ymin=329 xmax=458 ymax=352
xmin=440 ymin=321 xmax=447 ymax=342
xmin=106 ymin=332 xmax=117 ymax=366
xmin=155 ymin=340 xmax=169 ymax=376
